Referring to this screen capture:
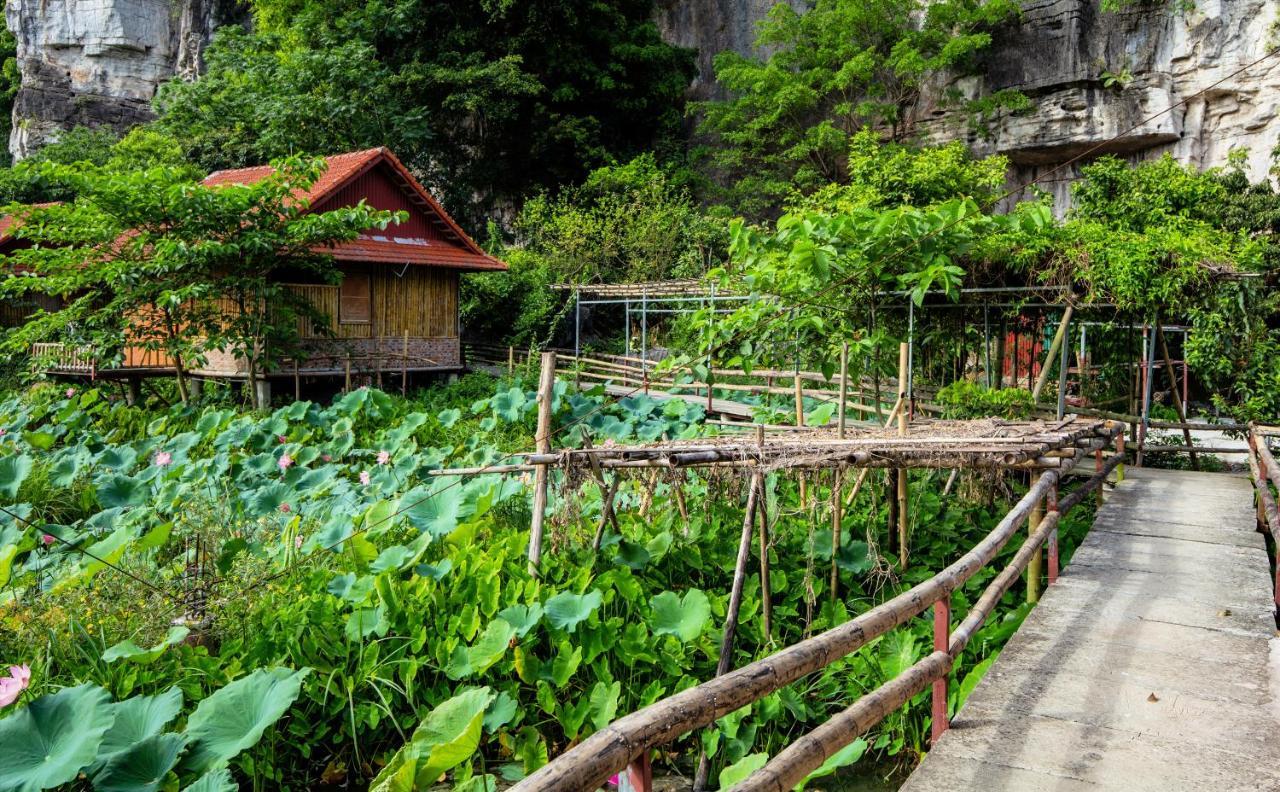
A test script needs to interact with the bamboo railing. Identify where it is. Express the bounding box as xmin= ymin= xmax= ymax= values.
xmin=508 ymin=424 xmax=1126 ymax=792
xmin=1245 ymin=427 xmax=1280 ymax=607
xmin=30 ymin=342 xmax=97 ymax=373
